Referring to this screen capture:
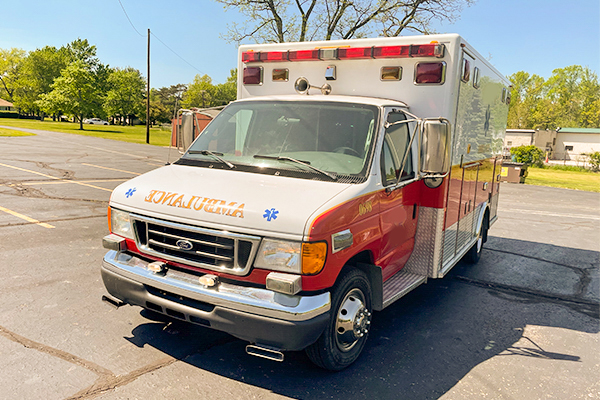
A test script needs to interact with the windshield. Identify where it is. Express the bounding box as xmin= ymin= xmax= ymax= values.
xmin=179 ymin=101 xmax=379 ymax=182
